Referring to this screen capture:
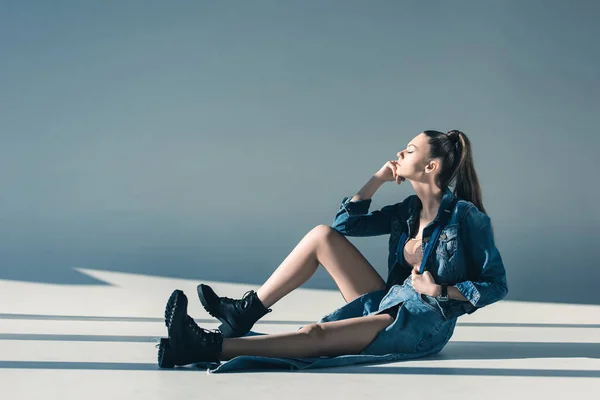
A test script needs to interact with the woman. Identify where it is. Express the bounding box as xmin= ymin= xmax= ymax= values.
xmin=157 ymin=129 xmax=508 ymax=371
